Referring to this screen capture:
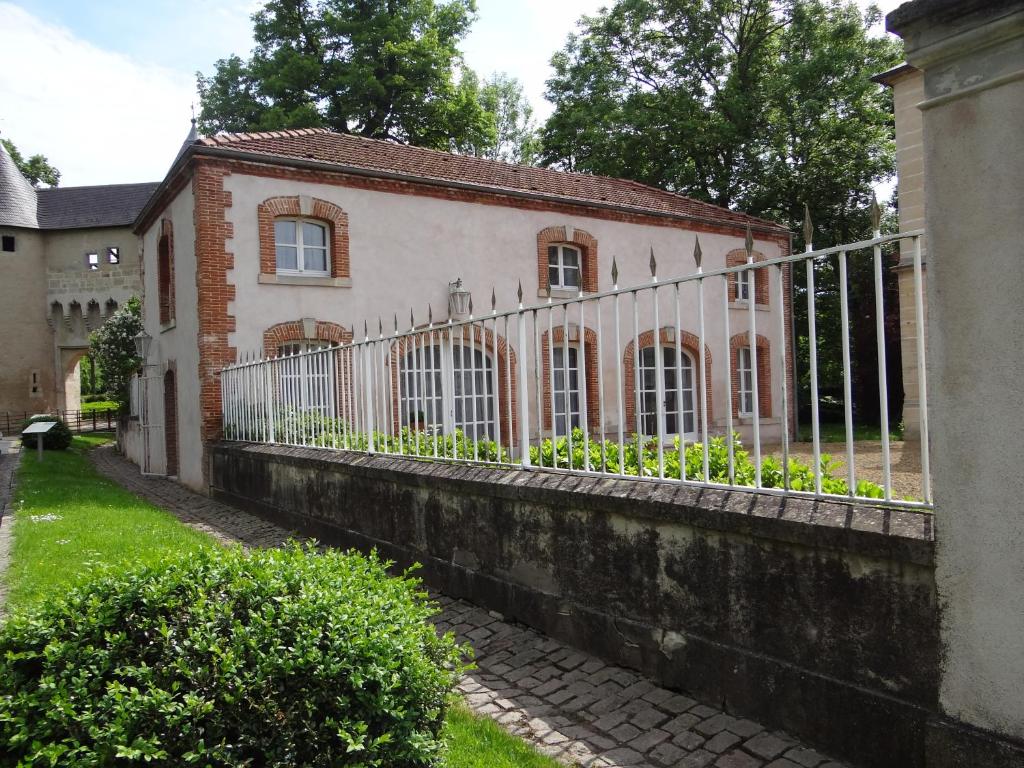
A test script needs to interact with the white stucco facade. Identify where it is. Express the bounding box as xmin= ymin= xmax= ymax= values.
xmin=132 ymin=183 xmax=205 ymax=488
xmin=132 ymin=141 xmax=792 ymax=491
xmin=228 ymin=174 xmax=788 ymax=430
